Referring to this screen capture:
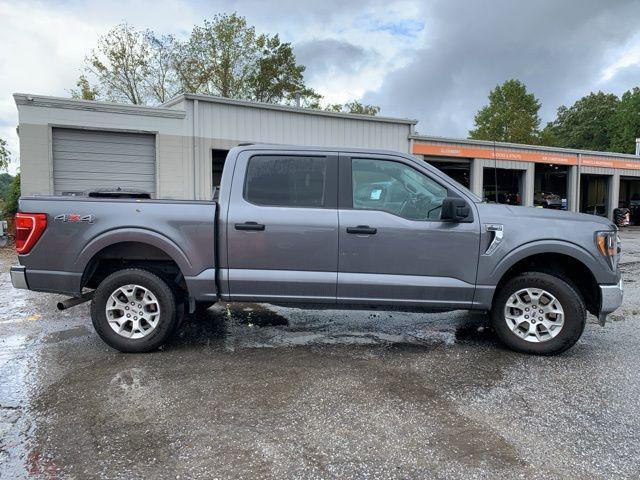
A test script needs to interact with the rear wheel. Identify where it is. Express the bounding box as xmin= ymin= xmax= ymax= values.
xmin=491 ymin=272 xmax=586 ymax=355
xmin=91 ymin=268 xmax=179 ymax=352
